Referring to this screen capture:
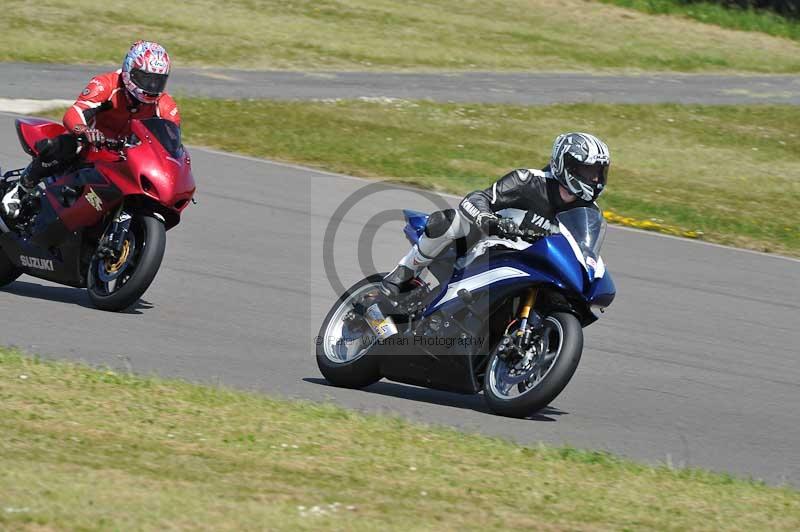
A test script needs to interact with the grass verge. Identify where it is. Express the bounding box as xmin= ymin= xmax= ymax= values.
xmin=4 ymin=0 xmax=800 ymax=72
xmin=600 ymin=0 xmax=800 ymax=41
xmin=1 ymin=347 xmax=799 ymax=530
